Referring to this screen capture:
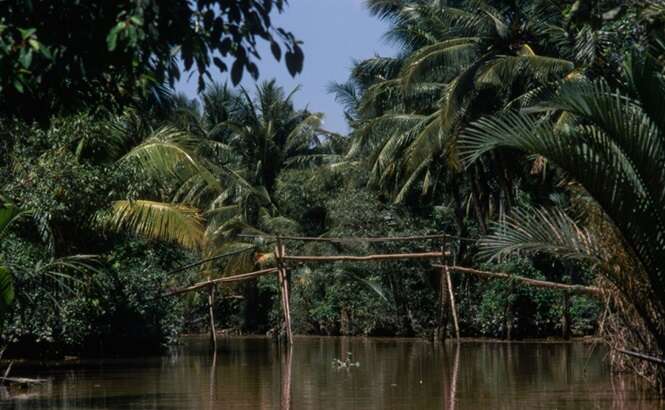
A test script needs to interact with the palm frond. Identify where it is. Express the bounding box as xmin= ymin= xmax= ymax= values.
xmin=109 ymin=200 xmax=204 ymax=250
xmin=478 ymin=206 xmax=605 ymax=262
xmin=0 ymin=205 xmax=27 ymax=239
xmin=477 ymin=55 xmax=575 ymax=86
xmin=120 ymin=127 xmax=222 ymax=192
xmin=401 ymin=38 xmax=481 ymax=88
